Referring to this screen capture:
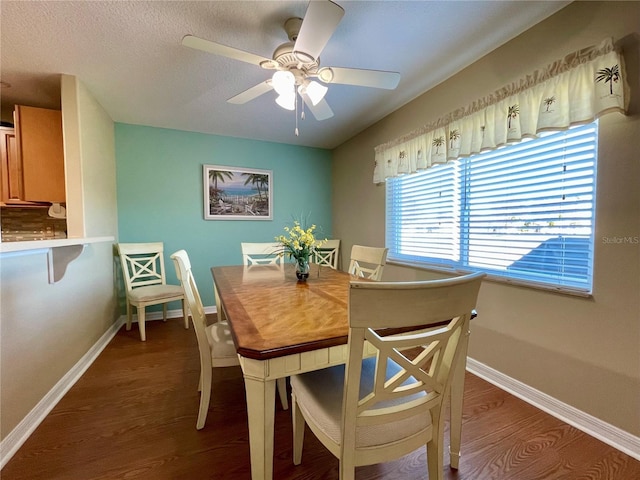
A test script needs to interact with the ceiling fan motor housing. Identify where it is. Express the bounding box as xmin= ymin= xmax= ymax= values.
xmin=272 ymin=41 xmax=319 ymax=75
xmin=284 ymin=17 xmax=303 ymax=41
